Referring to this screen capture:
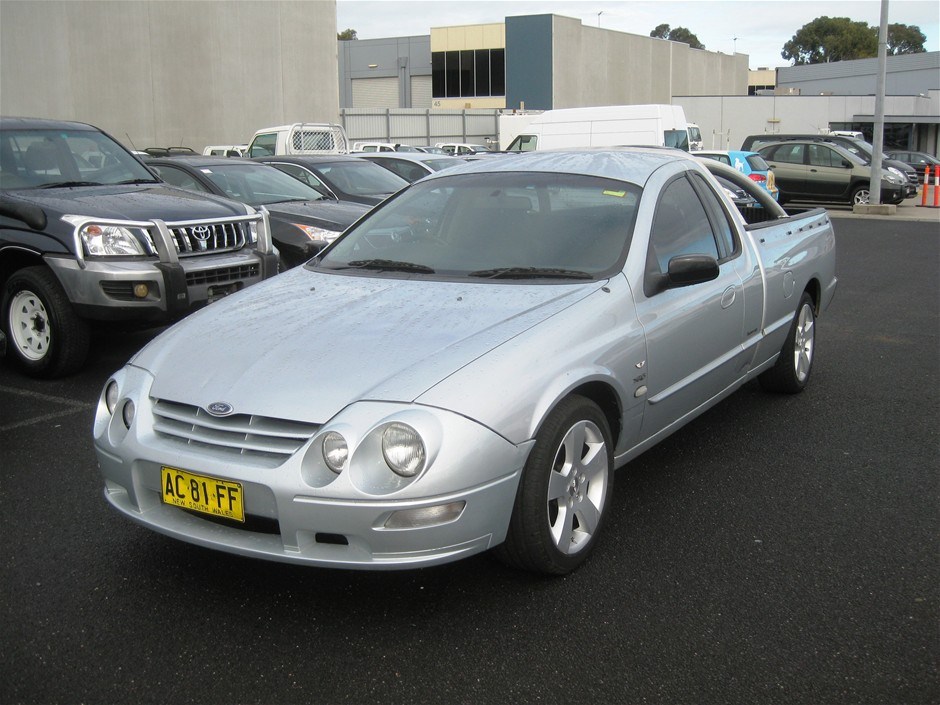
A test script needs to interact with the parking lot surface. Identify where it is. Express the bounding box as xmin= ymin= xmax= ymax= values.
xmin=1 ymin=216 xmax=937 ymax=705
